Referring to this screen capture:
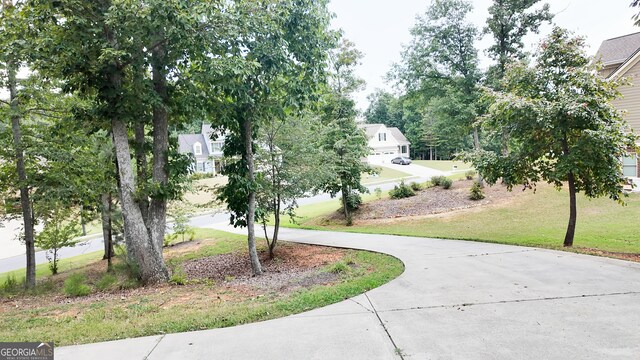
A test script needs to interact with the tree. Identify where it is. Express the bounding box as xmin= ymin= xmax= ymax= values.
xmin=0 ymin=0 xmax=38 ymax=289
xmin=392 ymin=0 xmax=483 ymax=163
xmin=466 ymin=28 xmax=638 ymax=247
xmin=485 ymin=0 xmax=553 ymax=155
xmin=35 ymin=206 xmax=82 ymax=275
xmin=320 ymin=38 xmax=374 ymax=226
xmin=256 ymin=112 xmax=330 ymax=258
xmin=215 ymin=0 xmax=333 ymax=275
xmin=28 ymin=0 xmax=214 ymax=283
xmin=485 ymin=0 xmax=553 ymax=83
